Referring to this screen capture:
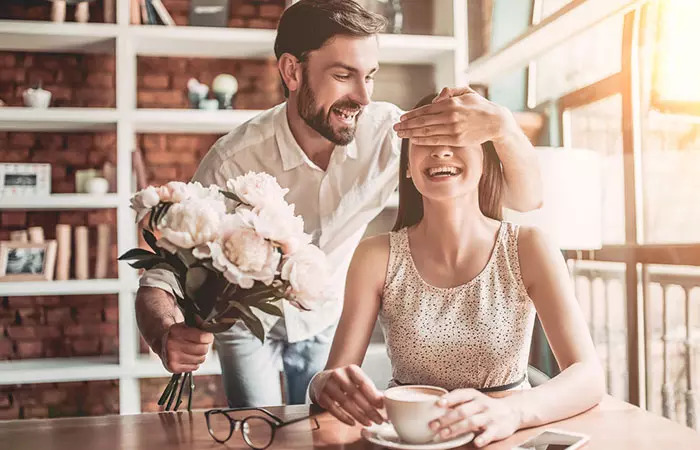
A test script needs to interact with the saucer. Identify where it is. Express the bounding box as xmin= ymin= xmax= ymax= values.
xmin=361 ymin=422 xmax=475 ymax=450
